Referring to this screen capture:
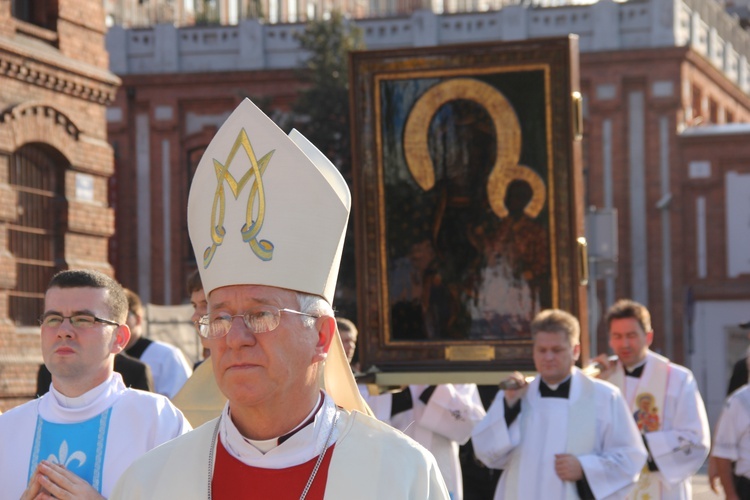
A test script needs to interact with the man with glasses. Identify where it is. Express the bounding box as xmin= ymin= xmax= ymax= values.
xmin=0 ymin=269 xmax=191 ymax=499
xmin=111 ymin=99 xmax=449 ymax=499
